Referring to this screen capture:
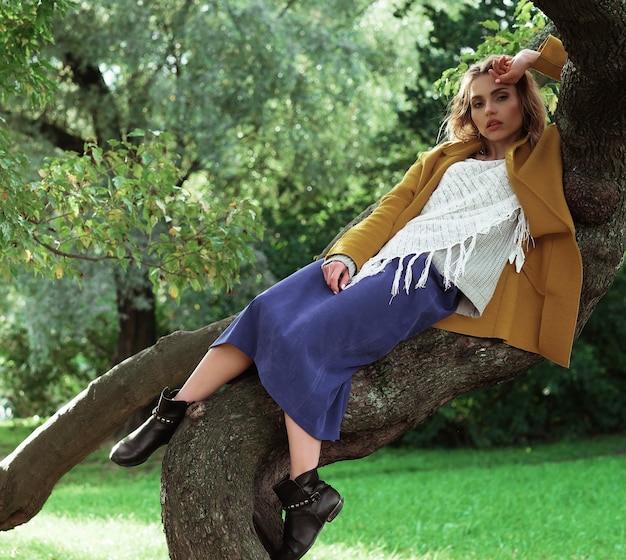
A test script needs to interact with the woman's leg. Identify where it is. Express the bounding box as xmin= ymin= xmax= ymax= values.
xmin=176 ymin=343 xmax=253 ymax=402
xmin=110 ymin=343 xmax=252 ymax=467
xmin=284 ymin=413 xmax=322 ymax=479
xmin=273 ymin=414 xmax=342 ymax=560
